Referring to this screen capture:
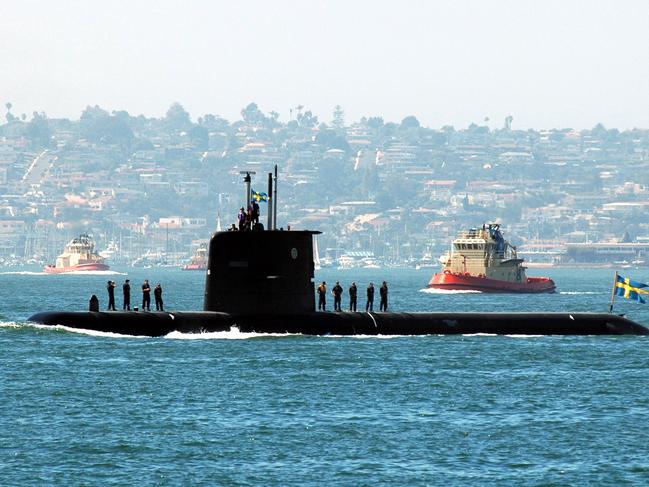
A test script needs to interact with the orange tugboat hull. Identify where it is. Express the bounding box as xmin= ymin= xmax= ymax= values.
xmin=428 ymin=272 xmax=555 ymax=293
xmin=181 ymin=264 xmax=207 ymax=271
xmin=44 ymin=263 xmax=110 ymax=274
